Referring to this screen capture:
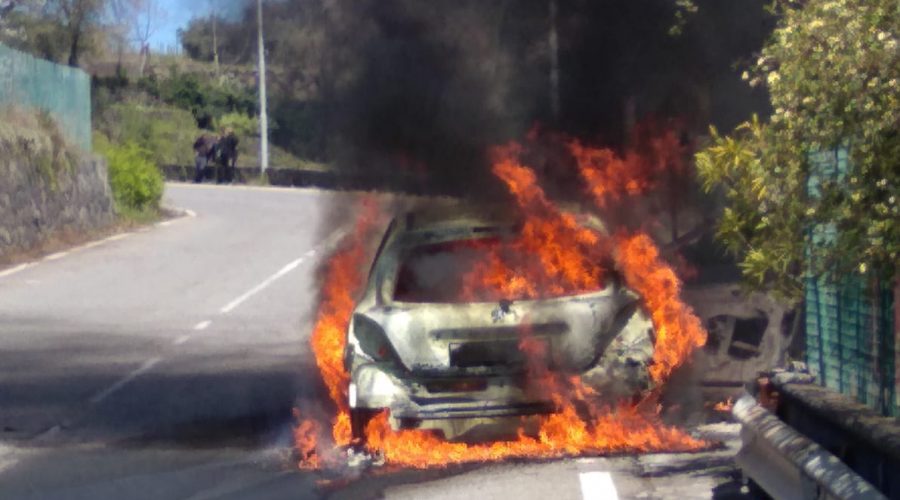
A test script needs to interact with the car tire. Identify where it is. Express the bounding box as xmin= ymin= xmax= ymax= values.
xmin=350 ymin=408 xmax=380 ymax=443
